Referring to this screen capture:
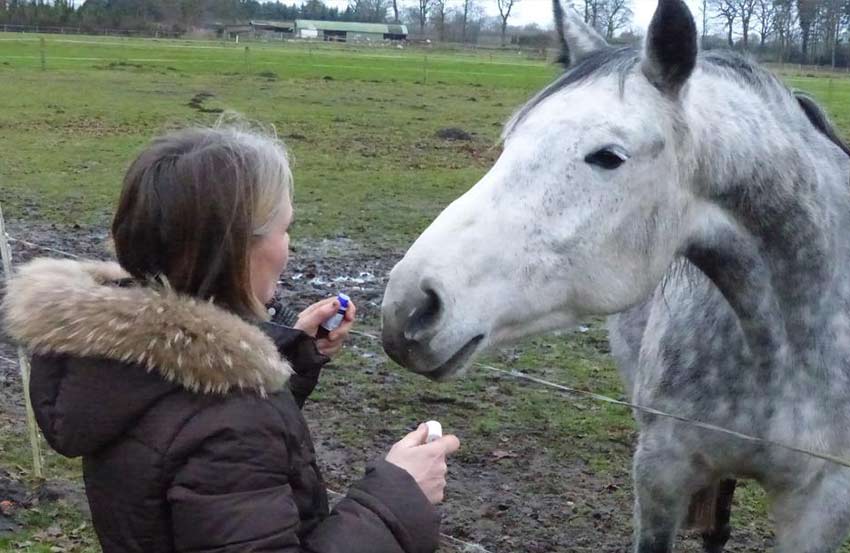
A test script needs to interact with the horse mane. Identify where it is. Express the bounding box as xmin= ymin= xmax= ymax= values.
xmin=794 ymin=91 xmax=850 ymax=158
xmin=701 ymin=50 xmax=850 ymax=158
